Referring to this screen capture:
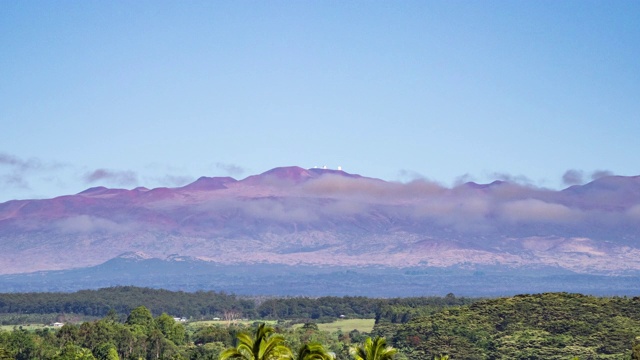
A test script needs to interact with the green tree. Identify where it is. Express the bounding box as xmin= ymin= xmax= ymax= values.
xmin=632 ymin=336 xmax=640 ymax=360
xmin=350 ymin=337 xmax=397 ymax=360
xmin=115 ymin=325 xmax=147 ymax=360
xmin=56 ymin=343 xmax=97 ymax=360
xmin=79 ymin=320 xmax=118 ymax=351
xmin=301 ymin=323 xmax=319 ymax=331
xmin=126 ymin=306 xmax=154 ymax=330
xmin=190 ymin=342 xmax=227 ymax=359
xmin=94 ymin=342 xmax=120 ymax=360
xmin=104 ymin=309 xmax=119 ymax=324
xmin=57 ymin=323 xmax=81 ymax=346
xmin=155 ymin=313 xmax=186 ymax=345
xmin=220 ymin=323 xmax=292 ymax=360
xmin=8 ymin=329 xmax=36 ymax=360
xmin=193 ymin=325 xmax=234 ymax=346
xmin=296 ymin=342 xmax=334 ymax=360
xmin=0 ymin=346 xmax=12 ymax=360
